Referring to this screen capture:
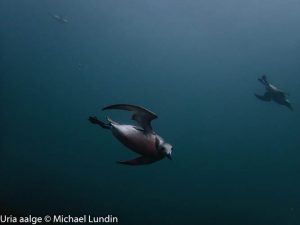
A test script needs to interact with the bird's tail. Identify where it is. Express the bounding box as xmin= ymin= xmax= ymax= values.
xmin=88 ymin=116 xmax=111 ymax=129
xmin=258 ymin=74 xmax=269 ymax=86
